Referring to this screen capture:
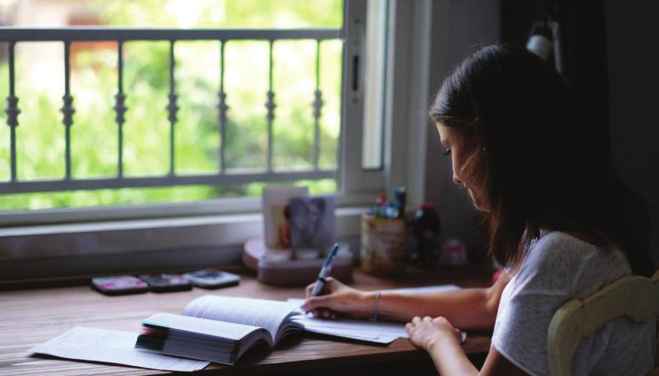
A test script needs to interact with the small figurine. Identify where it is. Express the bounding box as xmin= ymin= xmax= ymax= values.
xmin=440 ymin=238 xmax=468 ymax=266
xmin=374 ymin=190 xmax=386 ymax=217
xmin=393 ymin=187 xmax=406 ymax=218
xmin=410 ymin=203 xmax=441 ymax=267
xmin=276 ymin=204 xmax=292 ymax=249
